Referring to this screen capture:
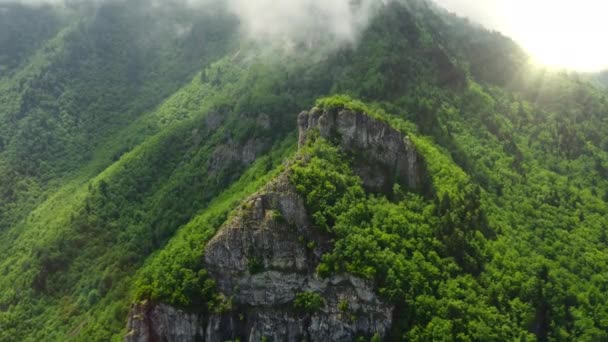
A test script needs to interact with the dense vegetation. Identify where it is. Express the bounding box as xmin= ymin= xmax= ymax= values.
xmin=1 ymin=0 xmax=608 ymax=341
xmin=290 ymin=135 xmax=518 ymax=340
xmin=596 ymin=71 xmax=608 ymax=88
